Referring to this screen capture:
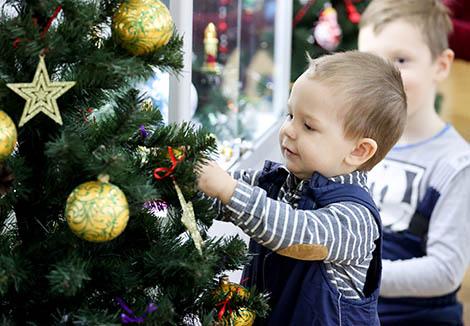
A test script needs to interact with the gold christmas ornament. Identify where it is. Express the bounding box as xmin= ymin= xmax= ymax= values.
xmin=141 ymin=98 xmax=154 ymax=111
xmin=112 ymin=0 xmax=174 ymax=56
xmin=65 ymin=174 xmax=129 ymax=242
xmin=6 ymin=55 xmax=76 ymax=127
xmin=214 ymin=275 xmax=255 ymax=326
xmin=217 ymin=275 xmax=250 ymax=300
xmin=173 ymin=180 xmax=203 ymax=254
xmin=219 ymin=144 xmax=233 ymax=162
xmin=221 ymin=308 xmax=255 ymax=326
xmin=0 ymin=111 xmax=17 ymax=161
